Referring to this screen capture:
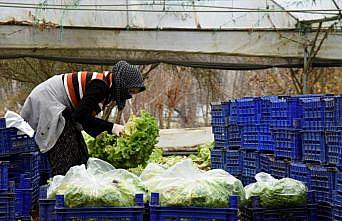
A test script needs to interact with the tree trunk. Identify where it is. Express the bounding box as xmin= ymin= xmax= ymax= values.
xmin=167 ymin=108 xmax=173 ymax=129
